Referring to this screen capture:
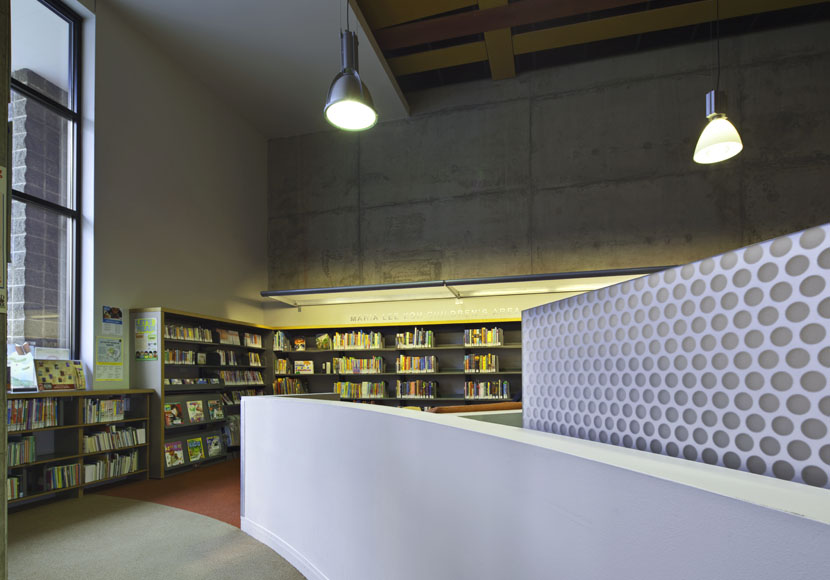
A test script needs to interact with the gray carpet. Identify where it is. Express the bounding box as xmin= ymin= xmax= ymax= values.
xmin=9 ymin=495 xmax=306 ymax=580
